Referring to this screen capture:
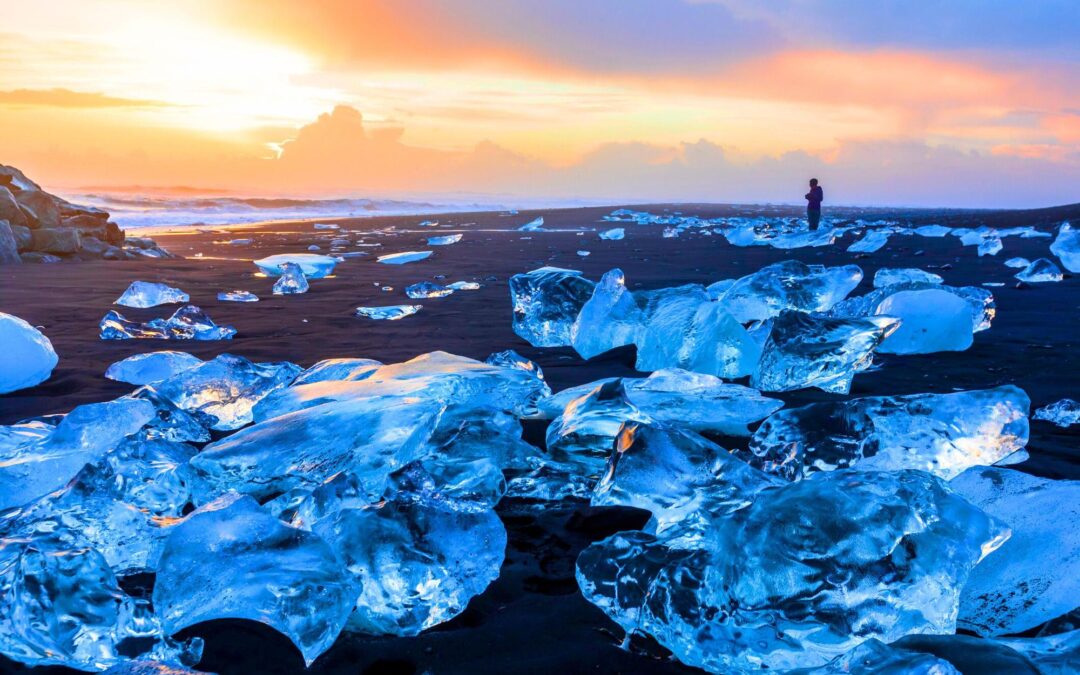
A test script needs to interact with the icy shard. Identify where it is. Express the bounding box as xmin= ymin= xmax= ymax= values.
xmin=293 ymin=357 xmax=383 ymax=386
xmin=846 ymin=229 xmax=889 ymax=252
xmin=1050 ymin=222 xmax=1079 ymax=272
xmin=752 ymin=310 xmax=898 ymax=393
xmin=1015 ymin=257 xmax=1063 ymax=283
xmin=1005 ymin=256 xmax=1031 ymax=269
xmin=713 ymin=260 xmax=863 ymax=322
xmin=152 ymin=353 xmax=301 ymax=430
xmin=978 ymin=235 xmax=1003 ymax=256
xmin=254 ymin=253 xmax=337 ymax=278
xmin=622 ymin=370 xmax=782 ymax=435
xmin=748 ymin=385 xmax=1030 ymax=480
xmin=571 ymin=268 xmax=642 ymax=359
xmin=577 ymin=469 xmax=1006 ymax=672
xmin=355 ymin=304 xmax=422 ymax=320
xmin=406 ymin=281 xmax=453 ymax=299
xmin=105 ymin=351 xmax=204 ymax=385
xmin=377 ymin=250 xmax=433 ymax=265
xmin=153 ymin=494 xmax=356 ymax=666
xmin=788 ymin=639 xmax=961 ymax=675
xmin=100 ymin=305 xmax=237 ymax=341
xmin=510 ymin=267 xmax=595 ymax=347
xmin=875 ymin=288 xmax=976 ymax=354
xmin=599 ymin=227 xmax=625 ymax=240
xmin=0 ymin=312 xmax=58 ymax=394
xmin=873 ymin=267 xmax=943 ymax=288
xmin=518 ymin=216 xmax=544 ymax=231
xmin=313 ymin=501 xmax=506 ymax=636
xmin=953 ymin=467 xmax=1079 ymax=637
xmin=1034 ymin=398 xmax=1080 ymax=426
xmin=115 ymin=281 xmax=189 ymax=308
xmin=427 ymin=233 xmax=462 ymax=245
xmin=272 ymin=261 xmax=309 ymax=294
xmin=217 ymin=289 xmax=259 ymax=302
